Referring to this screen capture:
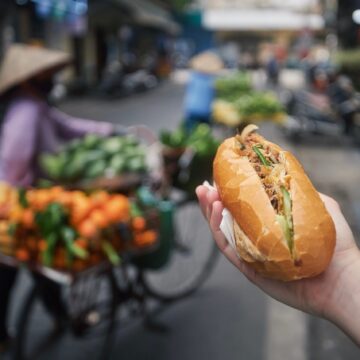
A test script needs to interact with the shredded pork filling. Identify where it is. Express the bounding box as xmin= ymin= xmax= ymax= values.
xmin=242 ymin=134 xmax=289 ymax=215
xmin=231 ymin=124 xmax=300 ymax=258
xmin=237 ymin=132 xmax=295 ymax=254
